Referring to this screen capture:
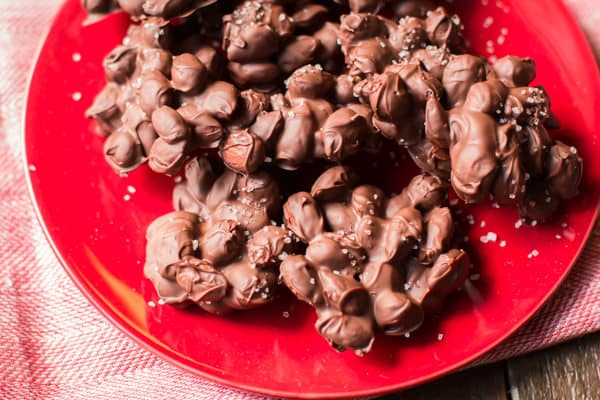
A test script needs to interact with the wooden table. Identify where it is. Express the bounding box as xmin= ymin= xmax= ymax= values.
xmin=381 ymin=333 xmax=600 ymax=399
